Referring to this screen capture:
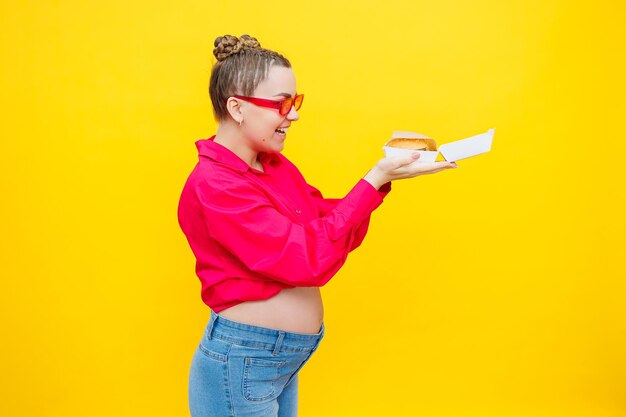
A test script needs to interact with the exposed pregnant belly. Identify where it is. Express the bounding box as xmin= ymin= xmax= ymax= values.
xmin=218 ymin=287 xmax=324 ymax=334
